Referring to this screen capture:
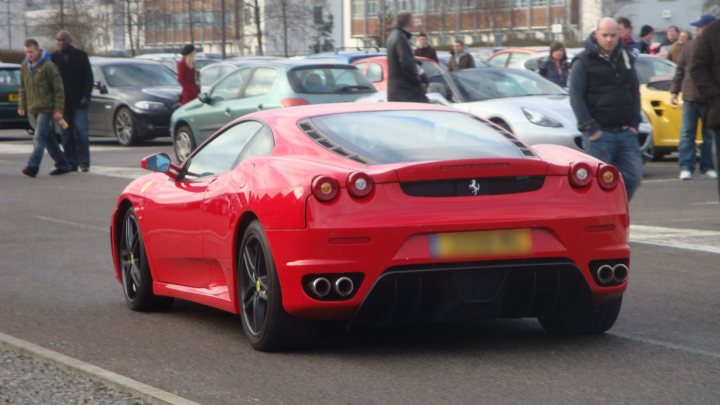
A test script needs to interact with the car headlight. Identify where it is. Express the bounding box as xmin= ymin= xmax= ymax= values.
xmin=521 ymin=107 xmax=563 ymax=128
xmin=134 ymin=101 xmax=166 ymax=110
